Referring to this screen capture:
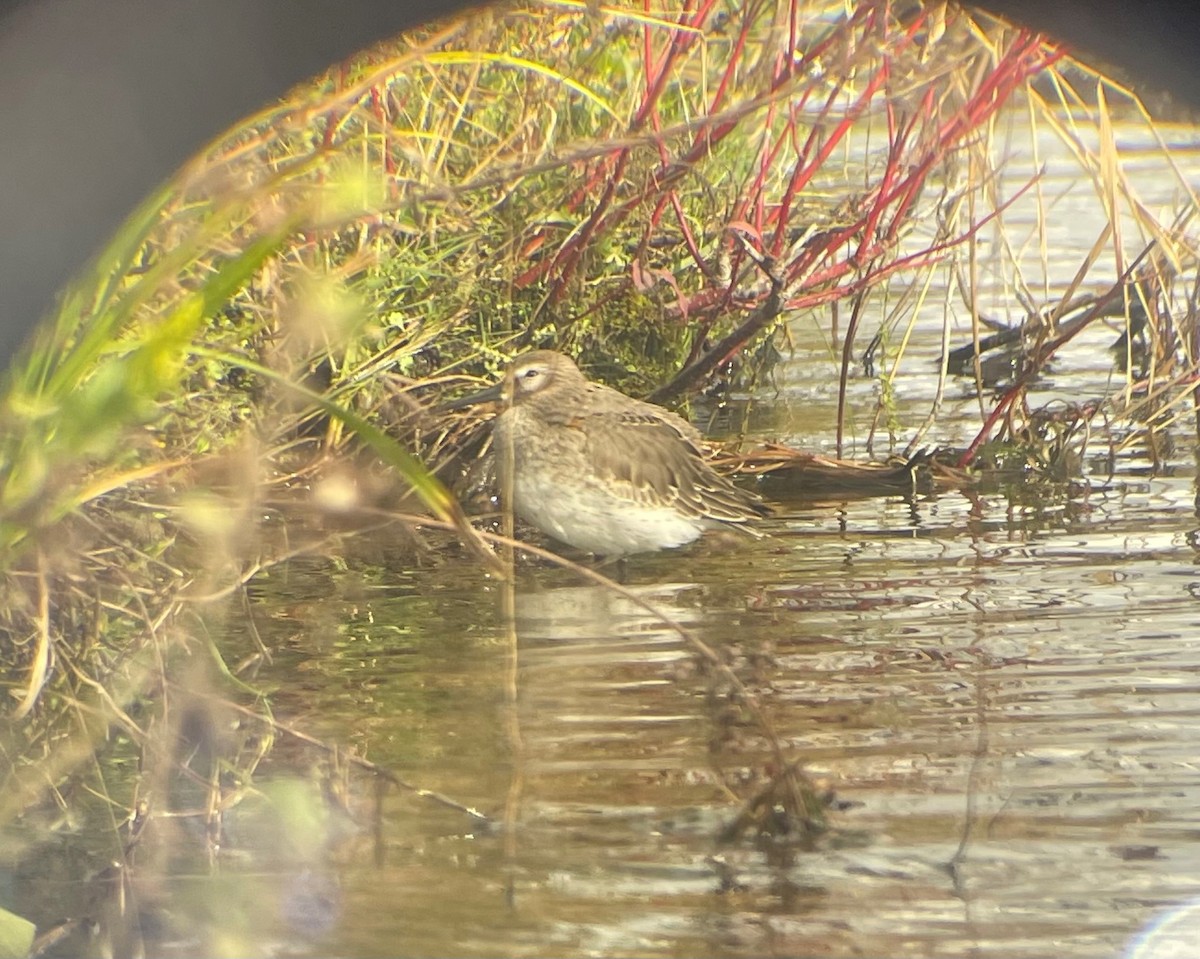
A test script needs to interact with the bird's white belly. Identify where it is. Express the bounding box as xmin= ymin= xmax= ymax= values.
xmin=512 ymin=470 xmax=704 ymax=556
